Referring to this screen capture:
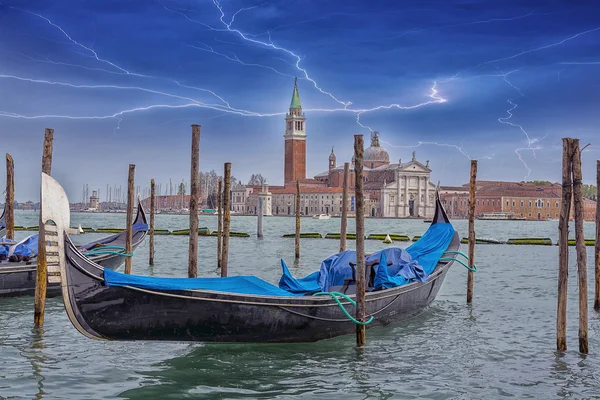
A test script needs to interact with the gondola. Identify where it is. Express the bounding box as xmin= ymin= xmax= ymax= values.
xmin=44 ymin=173 xmax=460 ymax=343
xmin=0 ymin=197 xmax=148 ymax=298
